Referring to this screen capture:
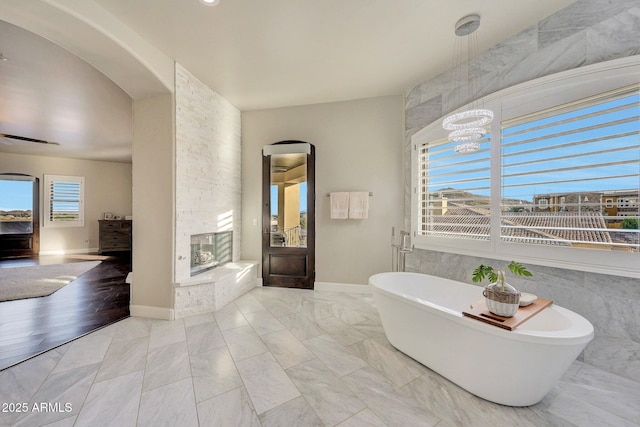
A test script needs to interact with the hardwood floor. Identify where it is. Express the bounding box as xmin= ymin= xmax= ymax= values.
xmin=0 ymin=253 xmax=130 ymax=371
